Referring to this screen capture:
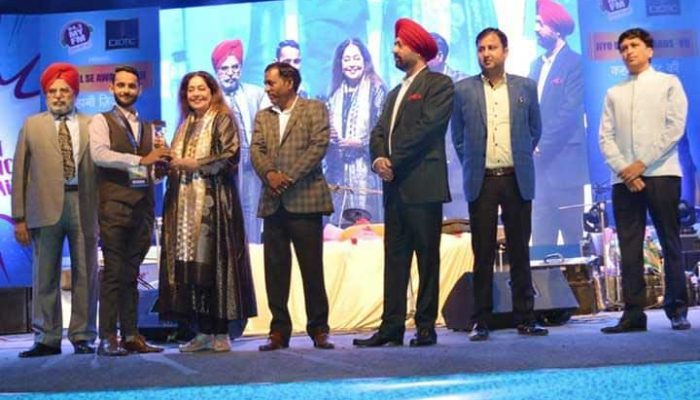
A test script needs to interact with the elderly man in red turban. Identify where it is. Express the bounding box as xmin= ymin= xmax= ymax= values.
xmin=354 ymin=18 xmax=454 ymax=348
xmin=210 ymin=39 xmax=269 ymax=247
xmin=12 ymin=62 xmax=100 ymax=357
xmin=528 ymin=0 xmax=589 ymax=250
